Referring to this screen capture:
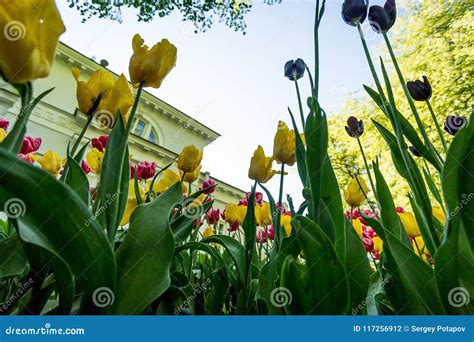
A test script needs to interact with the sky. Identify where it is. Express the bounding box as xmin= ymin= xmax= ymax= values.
xmin=56 ymin=0 xmax=395 ymax=202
